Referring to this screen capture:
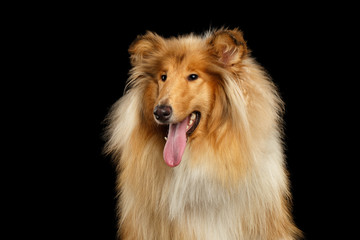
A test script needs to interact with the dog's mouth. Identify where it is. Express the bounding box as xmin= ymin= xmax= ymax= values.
xmin=186 ymin=111 xmax=201 ymax=137
xmin=164 ymin=111 xmax=201 ymax=140
xmin=163 ymin=111 xmax=201 ymax=167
